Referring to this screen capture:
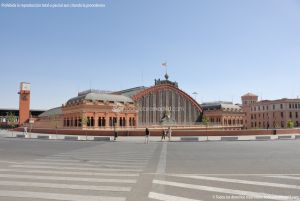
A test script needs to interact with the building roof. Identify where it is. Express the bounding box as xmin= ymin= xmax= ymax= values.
xmin=113 ymin=86 xmax=147 ymax=98
xmin=66 ymin=93 xmax=133 ymax=105
xmin=242 ymin=92 xmax=258 ymax=97
xmin=0 ymin=108 xmax=46 ymax=117
xmin=201 ymin=102 xmax=241 ymax=111
xmin=39 ymin=107 xmax=62 ymax=117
